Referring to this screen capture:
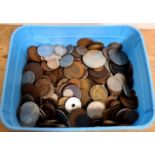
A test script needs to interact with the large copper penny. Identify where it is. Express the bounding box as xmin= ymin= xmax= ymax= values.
xmin=64 ymin=61 xmax=85 ymax=79
xmin=87 ymin=42 xmax=104 ymax=50
xmin=35 ymin=78 xmax=51 ymax=97
xmin=41 ymin=60 xmax=52 ymax=72
xmin=24 ymin=62 xmax=43 ymax=81
xmin=77 ymin=38 xmax=94 ymax=47
xmin=28 ymin=46 xmax=41 ymax=62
